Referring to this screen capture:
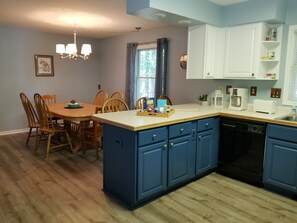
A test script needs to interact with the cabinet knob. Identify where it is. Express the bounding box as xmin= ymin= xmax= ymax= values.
xmin=170 ymin=142 xmax=174 ymax=147
xmin=163 ymin=144 xmax=167 ymax=150
xmin=207 ymin=72 xmax=210 ymax=76
xmin=198 ymin=136 xmax=202 ymax=140
xmin=180 ymin=128 xmax=184 ymax=134
xmin=252 ymin=73 xmax=254 ymax=77
xmin=152 ymin=134 xmax=157 ymax=140
xmin=205 ymin=123 xmax=209 ymax=127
